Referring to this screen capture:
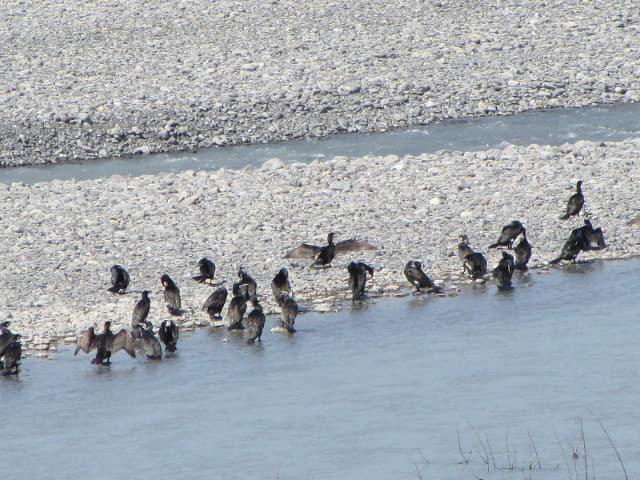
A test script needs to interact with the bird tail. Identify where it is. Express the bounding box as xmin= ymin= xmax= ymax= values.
xmin=559 ymin=214 xmax=569 ymax=220
xmin=488 ymin=243 xmax=499 ymax=249
xmin=192 ymin=275 xmax=206 ymax=283
xmin=549 ymin=257 xmax=562 ymax=265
